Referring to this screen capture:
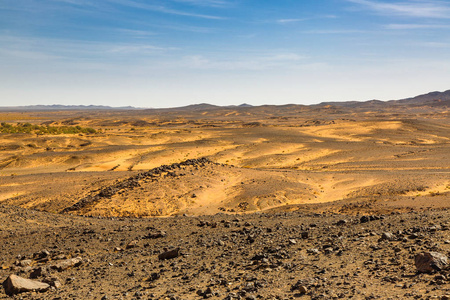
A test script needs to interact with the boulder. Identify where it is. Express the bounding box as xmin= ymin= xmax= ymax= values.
xmin=43 ymin=276 xmax=62 ymax=288
xmin=18 ymin=259 xmax=33 ymax=267
xmin=51 ymin=257 xmax=83 ymax=271
xmin=146 ymin=230 xmax=167 ymax=239
xmin=2 ymin=274 xmax=50 ymax=295
xmin=415 ymin=252 xmax=448 ymax=273
xmin=379 ymin=232 xmax=395 ymax=241
xmin=30 ymin=266 xmax=49 ymax=279
xmin=158 ymin=248 xmax=180 ymax=260
xmin=360 ymin=216 xmax=370 ymax=223
xmin=126 ymin=240 xmax=139 ymax=249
